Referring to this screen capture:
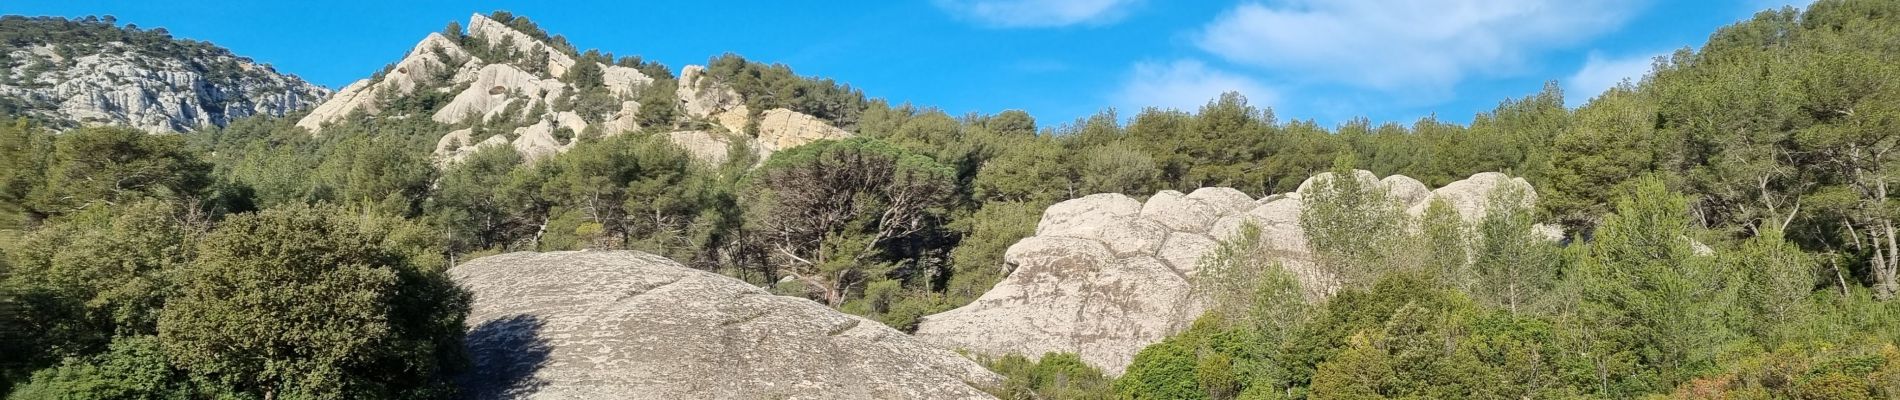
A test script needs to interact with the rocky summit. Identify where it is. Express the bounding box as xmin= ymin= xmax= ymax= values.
xmin=295 ymin=13 xmax=850 ymax=166
xmin=450 ymin=251 xmax=1002 ymax=400
xmin=0 ymin=16 xmax=329 ymax=133
xmin=915 ymin=170 xmax=1556 ymax=374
